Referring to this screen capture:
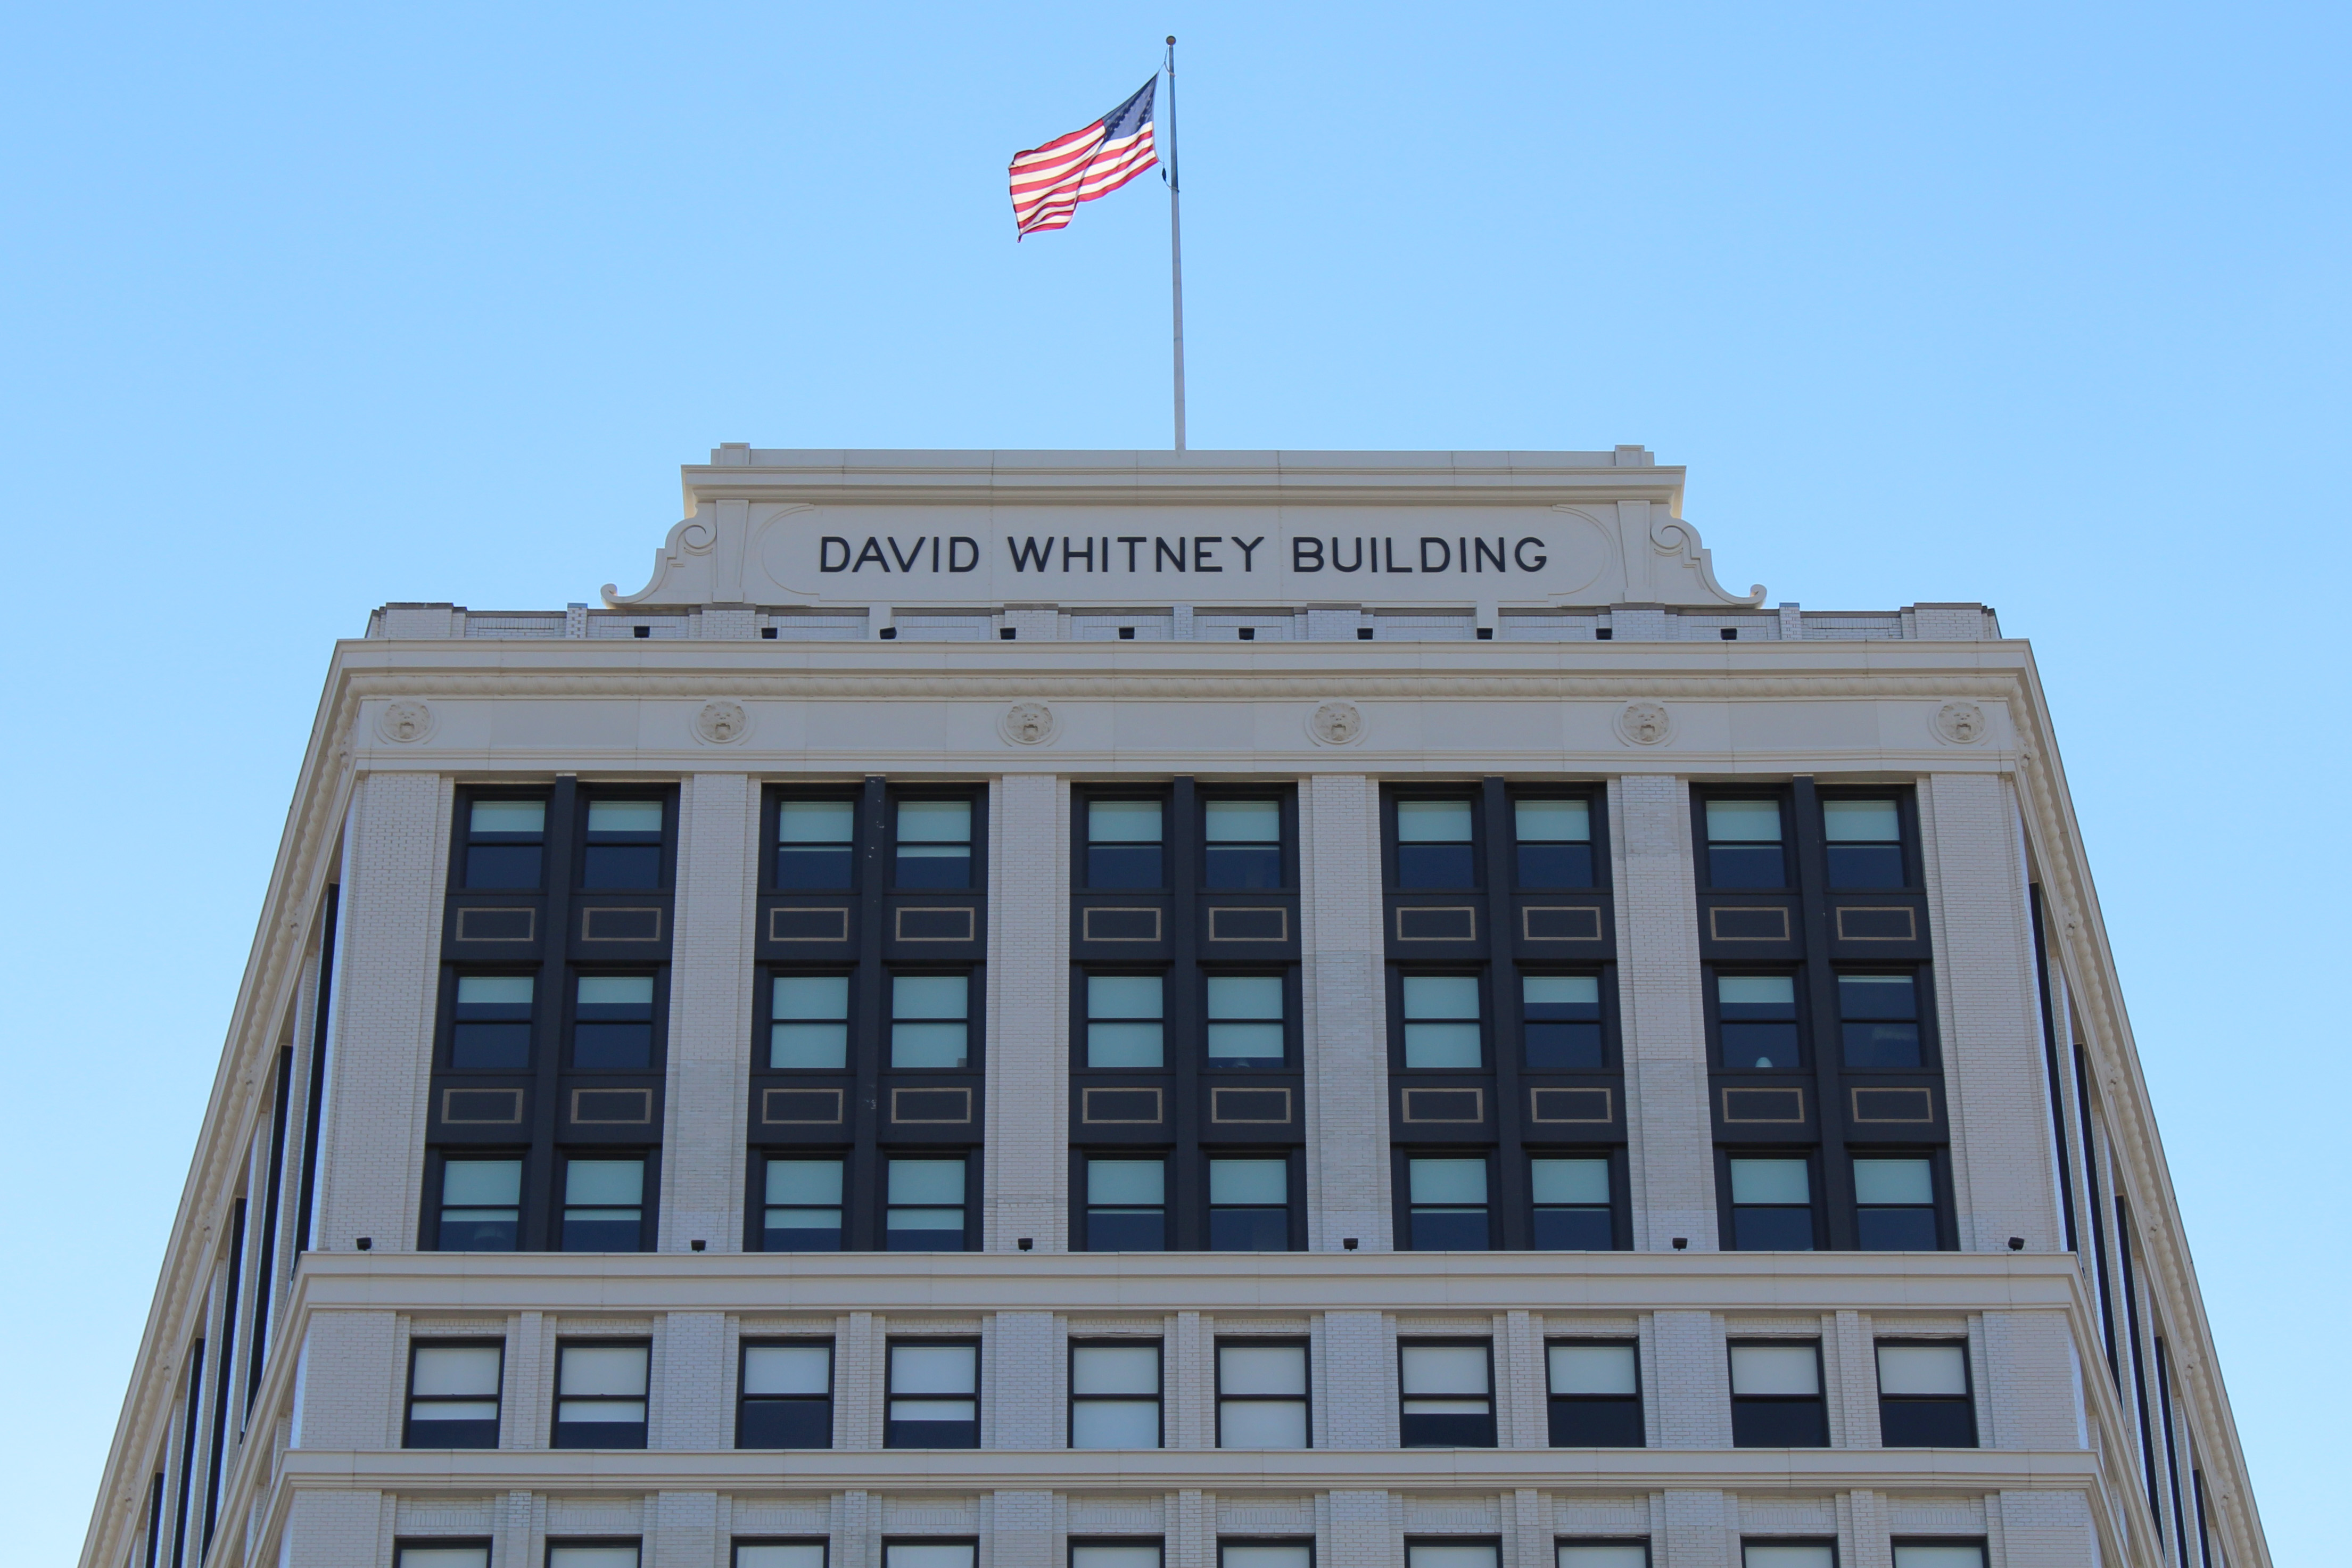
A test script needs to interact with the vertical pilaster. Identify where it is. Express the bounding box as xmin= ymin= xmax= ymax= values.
xmin=1500 ymin=1310 xmax=1547 ymax=1447
xmin=1656 ymin=1489 xmax=1728 ymax=1568
xmin=652 ymin=1491 xmax=721 ymax=1568
xmin=992 ymin=1491 xmax=1055 ymax=1568
xmin=989 ymin=1311 xmax=1061 ymax=1448
xmin=1612 ymin=775 xmax=1715 ymax=1250
xmin=662 ymin=773 xmax=758 ymax=1250
xmin=1321 ymin=1310 xmax=1392 ymax=1449
xmin=1326 ymin=1490 xmax=1396 ymax=1568
xmin=1993 ymin=1490 xmax=2098 ymax=1567
xmin=1650 ymin=1311 xmax=1729 ymax=1448
xmin=286 ymin=1310 xmax=400 ymax=1450
xmin=278 ymin=1489 xmax=385 ymax=1565
xmin=1301 ymin=773 xmax=1390 ymax=1249
xmin=1170 ymin=1312 xmax=1210 ymax=1449
xmin=653 ymin=1311 xmax=727 ymax=1449
xmin=987 ymin=773 xmax=1068 ymax=1250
